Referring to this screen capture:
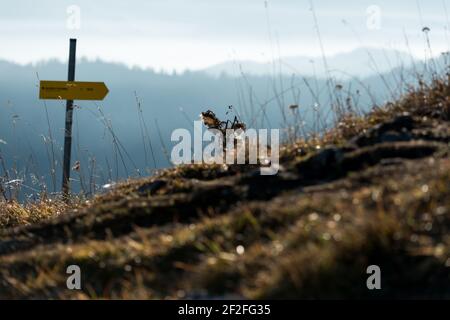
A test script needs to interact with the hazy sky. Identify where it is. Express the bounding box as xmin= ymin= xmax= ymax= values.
xmin=1 ymin=0 xmax=450 ymax=72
